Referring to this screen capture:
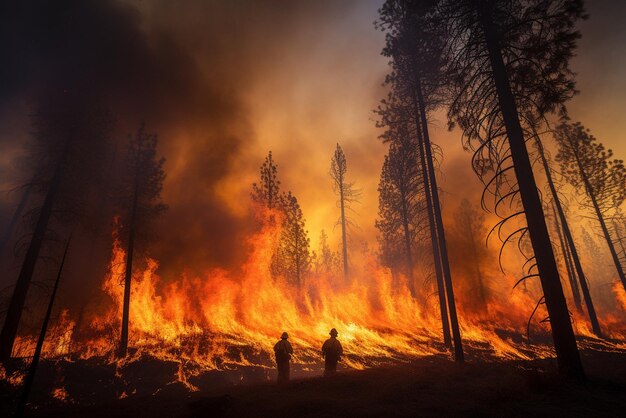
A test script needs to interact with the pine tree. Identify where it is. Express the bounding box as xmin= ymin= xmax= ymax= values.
xmin=330 ymin=144 xmax=359 ymax=281
xmin=252 ymin=151 xmax=281 ymax=210
xmin=554 ymin=121 xmax=626 ymax=293
xmin=271 ymin=192 xmax=311 ymax=288
xmin=118 ymin=124 xmax=166 ymax=357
